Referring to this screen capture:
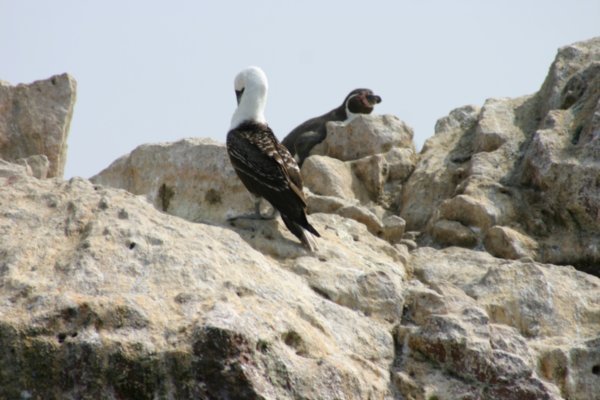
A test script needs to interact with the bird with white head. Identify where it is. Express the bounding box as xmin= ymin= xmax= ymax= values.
xmin=226 ymin=66 xmax=320 ymax=251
